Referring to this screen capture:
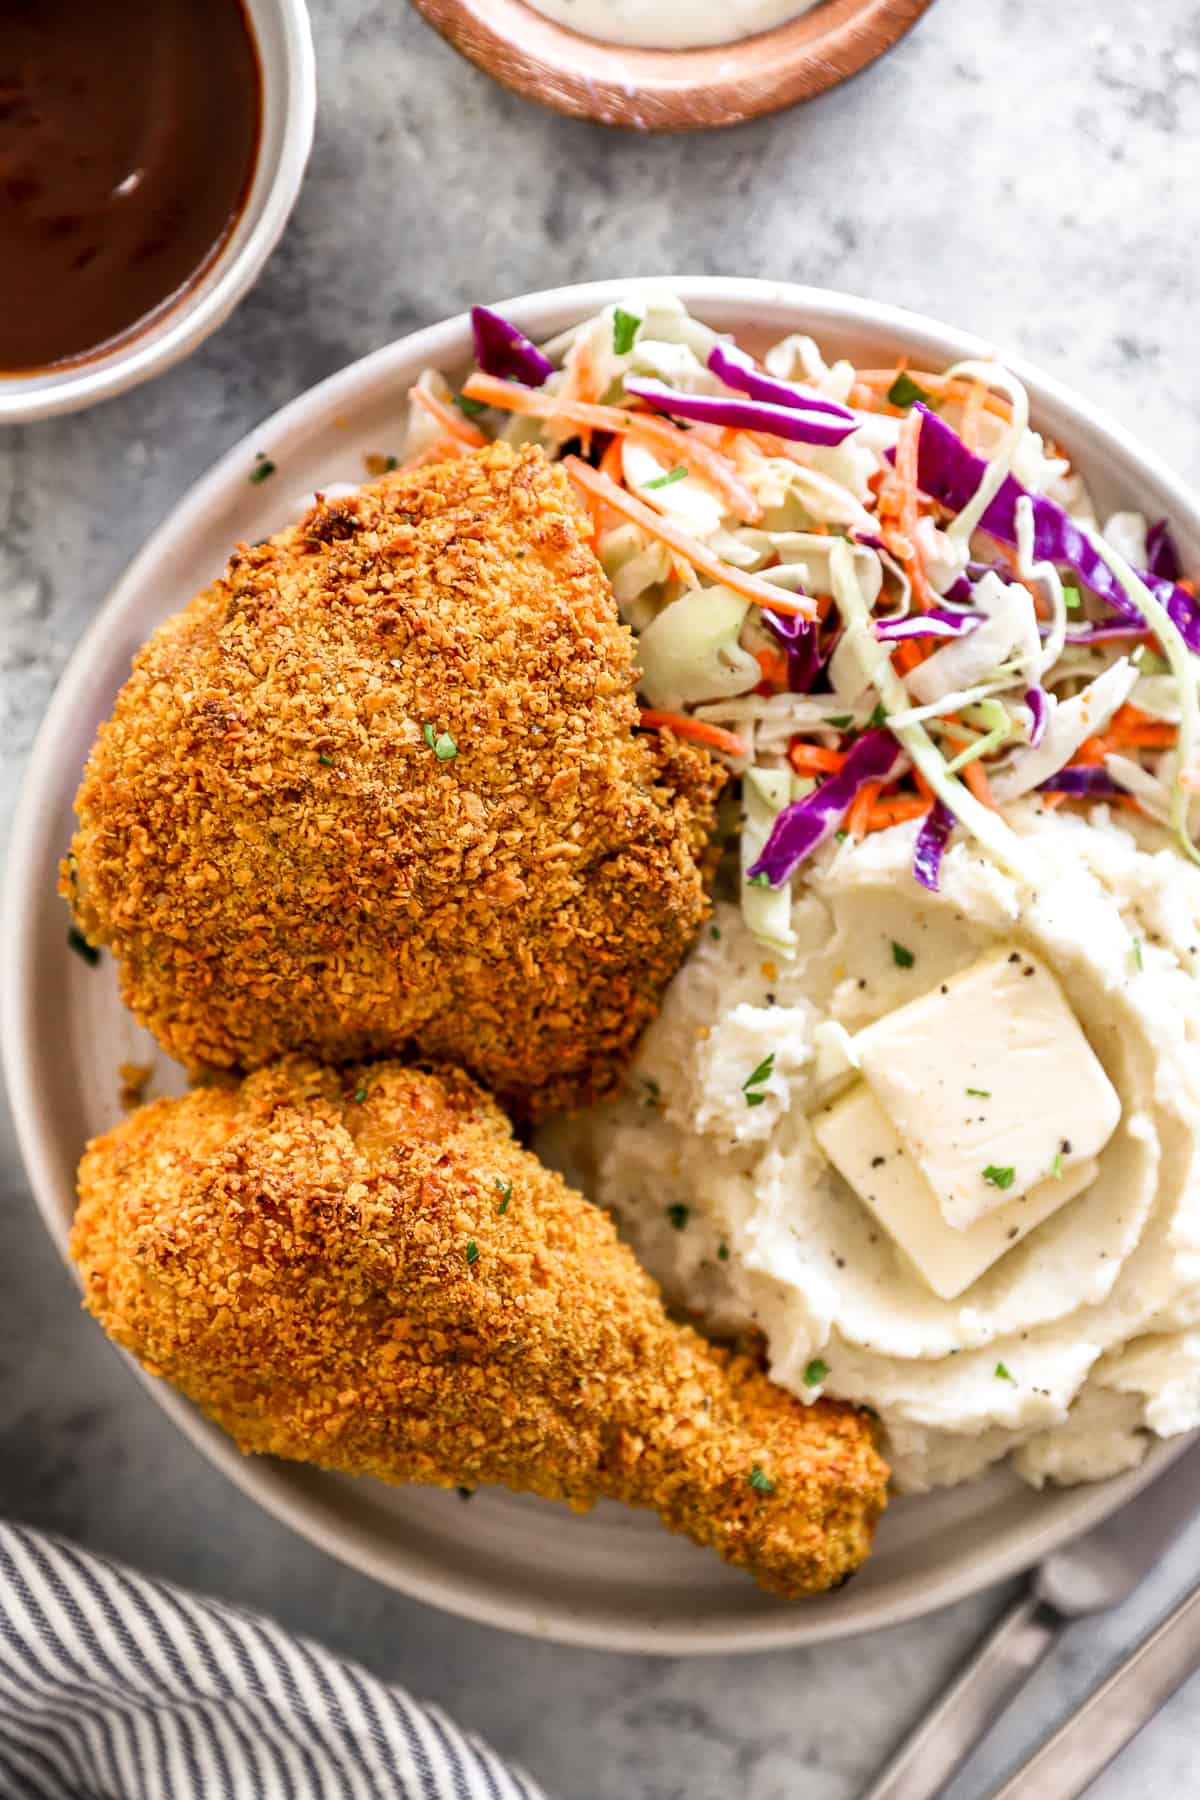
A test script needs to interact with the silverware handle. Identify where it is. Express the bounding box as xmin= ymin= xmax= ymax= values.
xmin=859 ymin=1589 xmax=1061 ymax=1800
xmin=986 ymin=1579 xmax=1200 ymax=1800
